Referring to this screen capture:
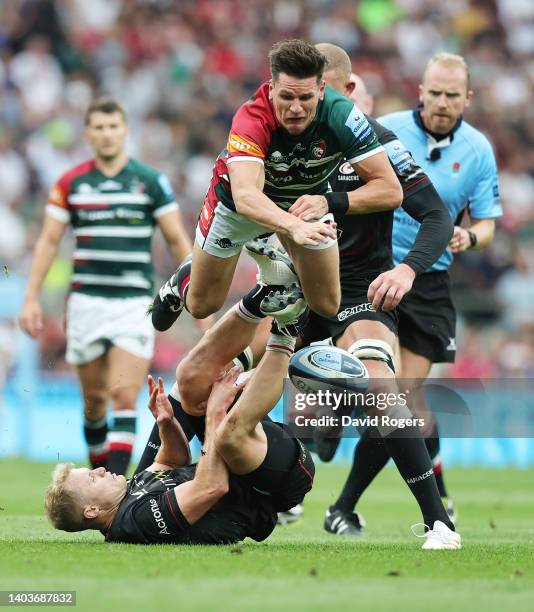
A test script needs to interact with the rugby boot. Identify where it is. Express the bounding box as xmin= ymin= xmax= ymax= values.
xmin=245 ymin=239 xmax=299 ymax=286
xmin=149 ymin=255 xmax=191 ymax=331
xmin=324 ymin=506 xmax=366 ymax=536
